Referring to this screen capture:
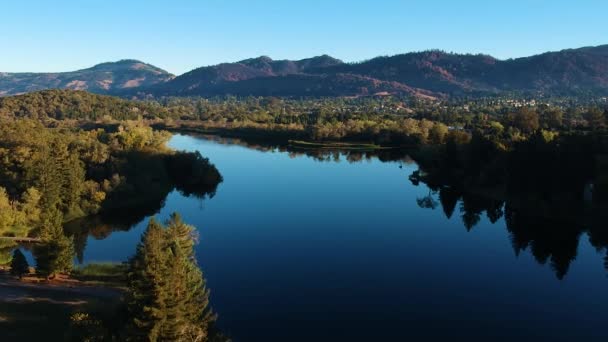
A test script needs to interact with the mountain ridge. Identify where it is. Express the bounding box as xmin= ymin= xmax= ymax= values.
xmin=0 ymin=60 xmax=174 ymax=96
xmin=2 ymin=44 xmax=608 ymax=98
